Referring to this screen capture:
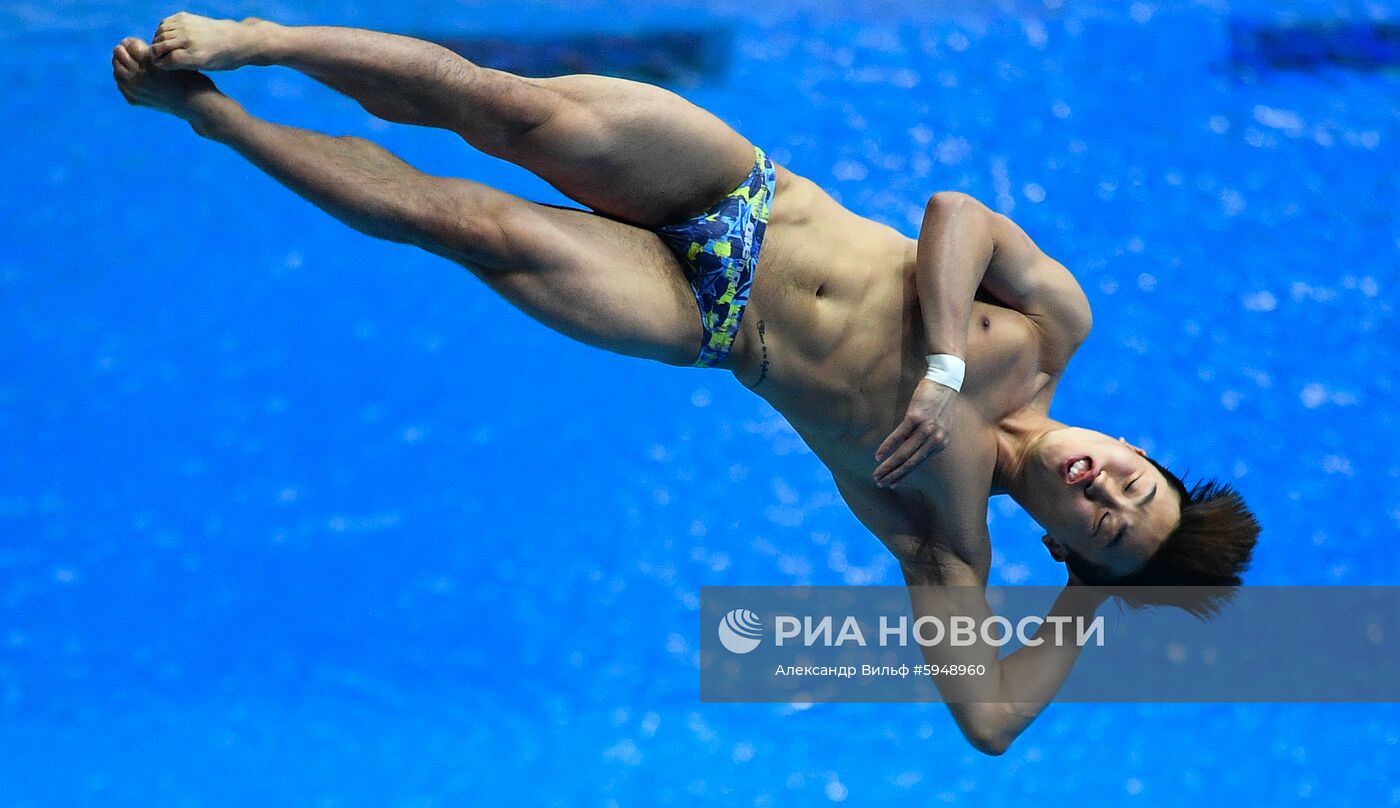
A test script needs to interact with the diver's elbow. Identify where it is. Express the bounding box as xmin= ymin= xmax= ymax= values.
xmin=965 ymin=728 xmax=1012 ymax=757
xmin=957 ymin=706 xmax=1015 ymax=756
